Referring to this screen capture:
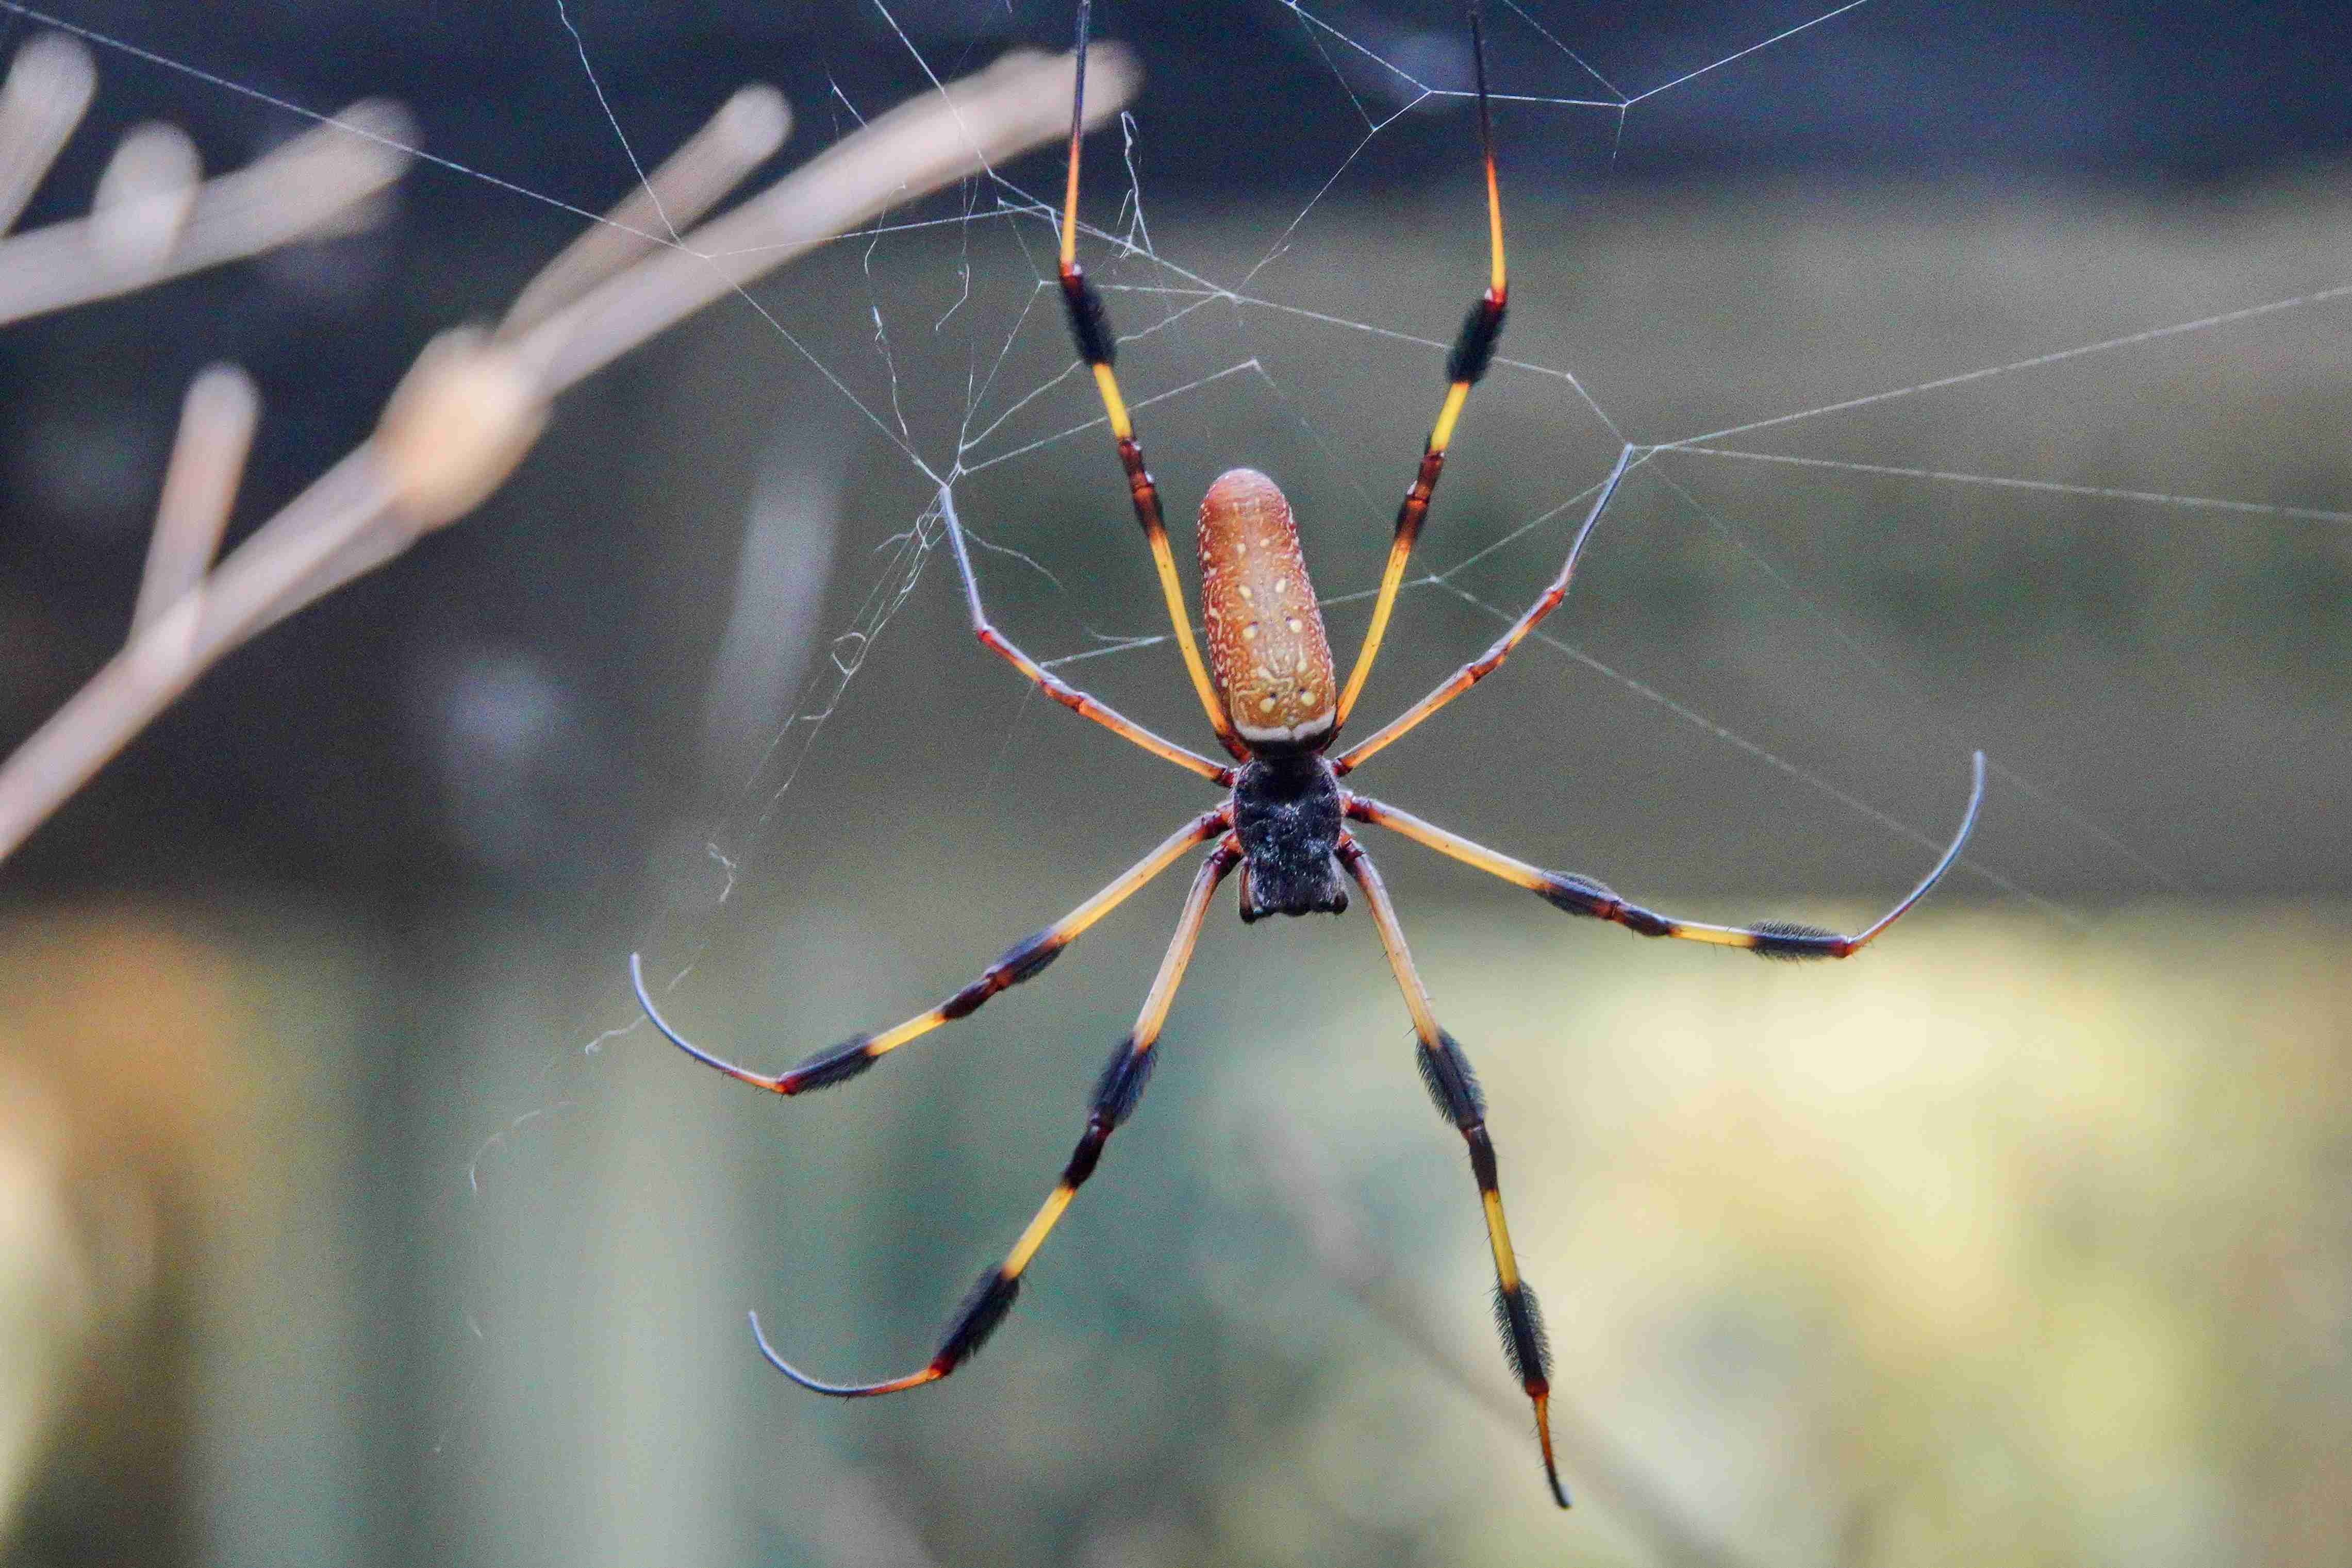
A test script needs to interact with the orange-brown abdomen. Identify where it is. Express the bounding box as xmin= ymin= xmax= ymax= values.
xmin=1197 ymin=469 xmax=1336 ymax=752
